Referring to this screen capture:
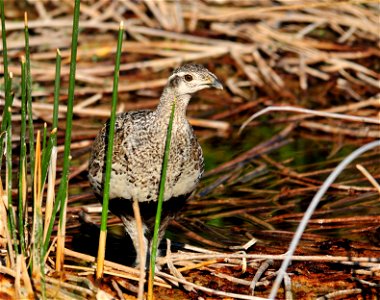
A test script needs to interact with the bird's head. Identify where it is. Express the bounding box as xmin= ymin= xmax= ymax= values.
xmin=167 ymin=64 xmax=223 ymax=96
